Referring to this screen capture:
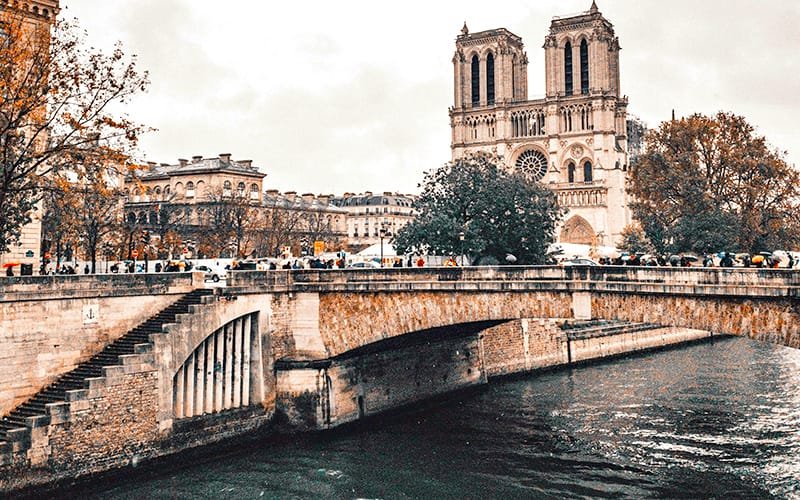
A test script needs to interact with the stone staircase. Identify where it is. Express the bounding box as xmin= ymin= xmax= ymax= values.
xmin=561 ymin=319 xmax=663 ymax=340
xmin=0 ymin=288 xmax=213 ymax=452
